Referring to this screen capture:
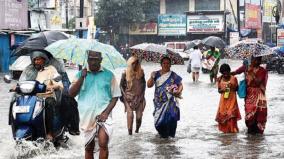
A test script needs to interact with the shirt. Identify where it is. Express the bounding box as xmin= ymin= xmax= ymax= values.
xmin=72 ymin=67 xmax=121 ymax=131
xmin=36 ymin=65 xmax=60 ymax=83
xmin=189 ymin=49 xmax=203 ymax=68
xmin=207 ymin=50 xmax=221 ymax=65
xmin=36 ymin=65 xmax=63 ymax=89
